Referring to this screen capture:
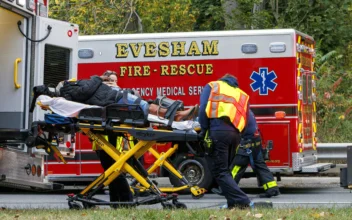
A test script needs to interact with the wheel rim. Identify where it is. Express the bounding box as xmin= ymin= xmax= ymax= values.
xmin=178 ymin=159 xmax=204 ymax=185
